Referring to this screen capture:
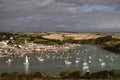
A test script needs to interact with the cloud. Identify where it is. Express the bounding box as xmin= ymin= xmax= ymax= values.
xmin=91 ymin=20 xmax=120 ymax=29
xmin=35 ymin=0 xmax=55 ymax=7
xmin=56 ymin=0 xmax=120 ymax=6
xmin=0 ymin=0 xmax=120 ymax=32
xmin=50 ymin=2 xmax=118 ymax=14
xmin=56 ymin=24 xmax=67 ymax=28
xmin=81 ymin=4 xmax=117 ymax=12
xmin=60 ymin=4 xmax=117 ymax=13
